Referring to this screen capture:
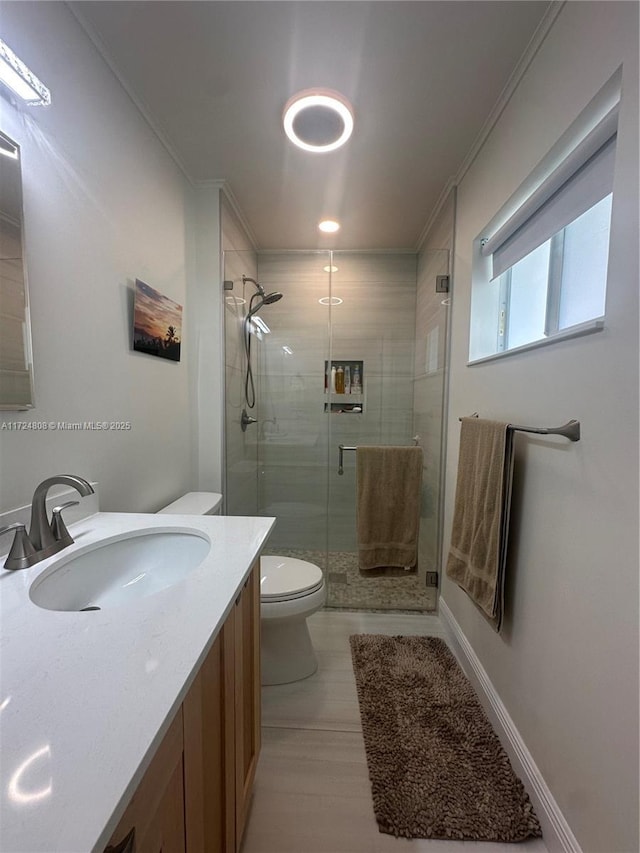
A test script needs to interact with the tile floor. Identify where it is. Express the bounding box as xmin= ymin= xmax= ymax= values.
xmin=241 ymin=610 xmax=548 ymax=853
